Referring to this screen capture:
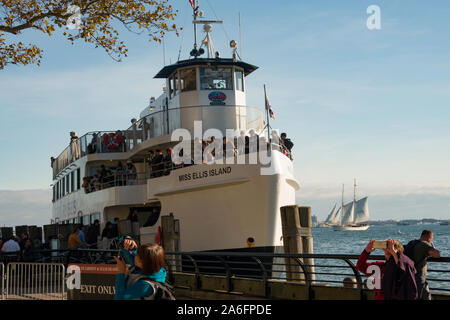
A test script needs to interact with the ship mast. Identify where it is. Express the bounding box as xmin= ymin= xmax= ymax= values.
xmin=353 ymin=178 xmax=357 ymax=203
xmin=341 ymin=184 xmax=344 ymax=226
